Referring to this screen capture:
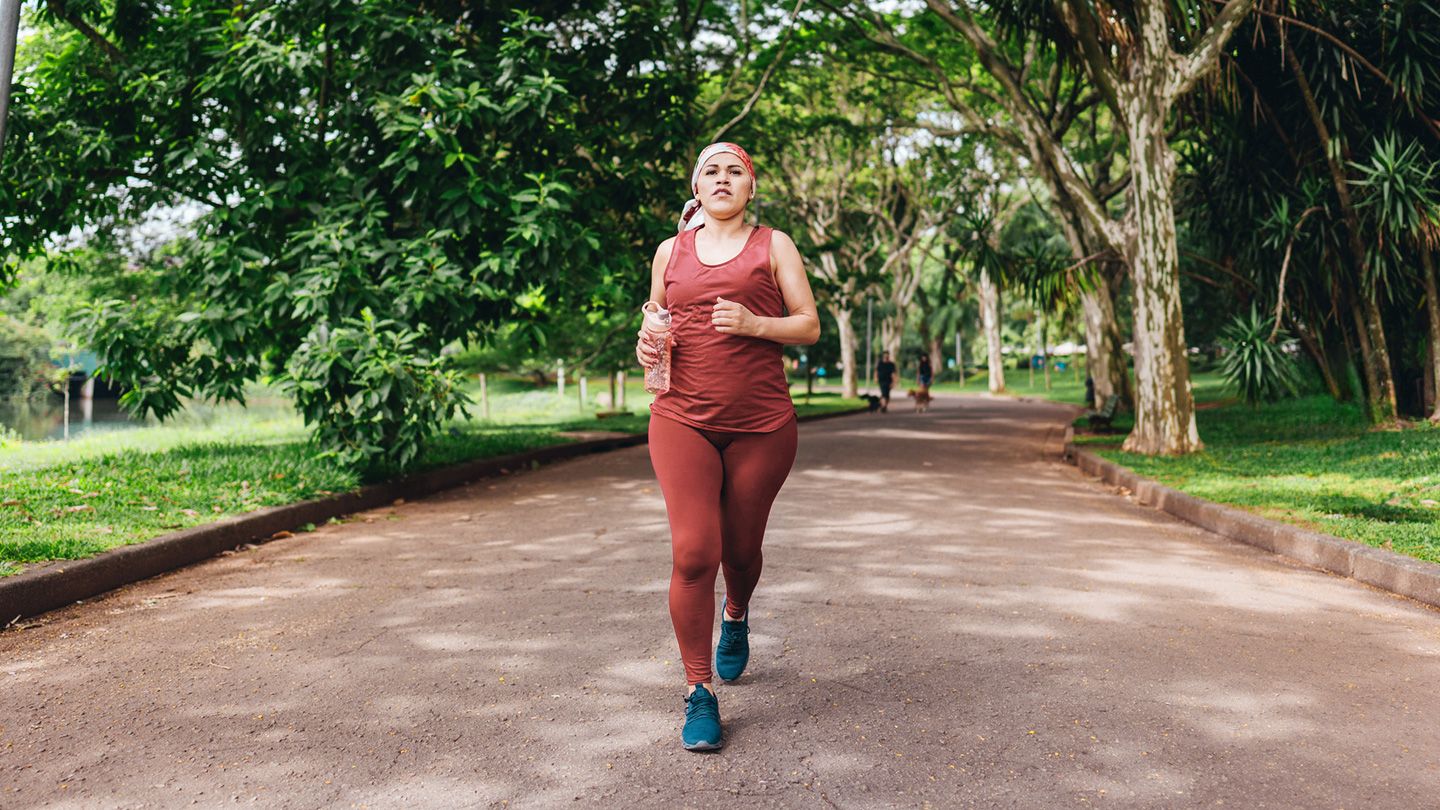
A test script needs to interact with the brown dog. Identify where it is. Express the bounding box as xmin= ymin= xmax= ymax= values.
xmin=906 ymin=388 xmax=933 ymax=413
